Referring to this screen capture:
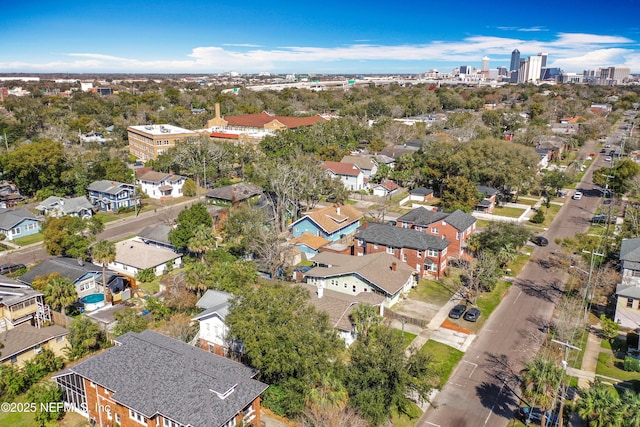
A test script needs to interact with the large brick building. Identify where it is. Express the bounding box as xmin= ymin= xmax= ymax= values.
xmin=395 ymin=207 xmax=477 ymax=260
xmin=55 ymin=330 xmax=267 ymax=427
xmin=354 ymin=223 xmax=450 ymax=279
xmin=127 ymin=124 xmax=197 ymax=161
